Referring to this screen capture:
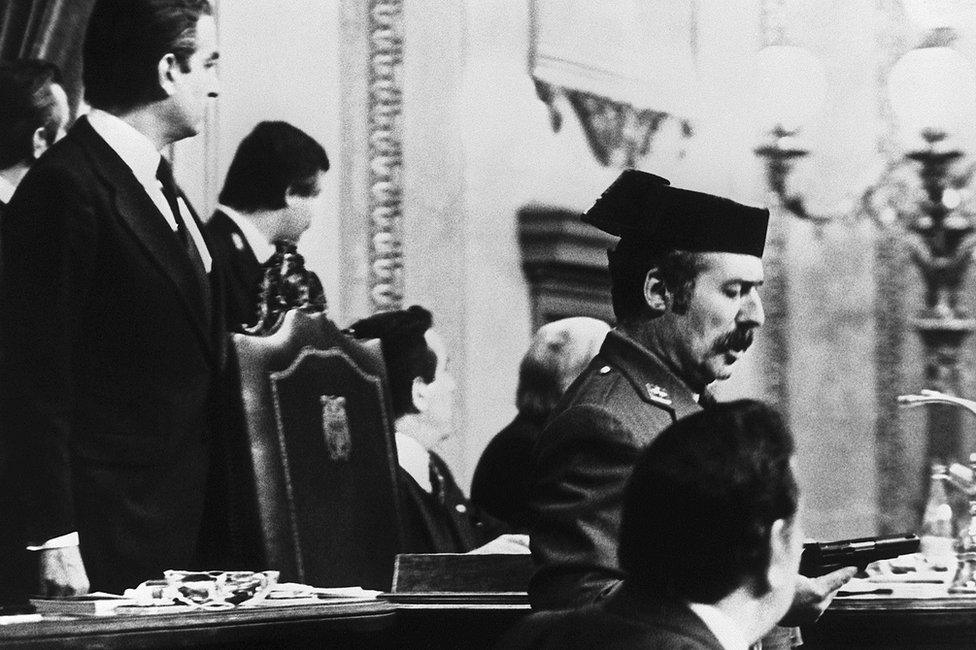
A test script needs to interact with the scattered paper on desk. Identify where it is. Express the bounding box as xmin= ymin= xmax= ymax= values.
xmin=837 ymin=578 xmax=950 ymax=599
xmin=865 ymin=553 xmax=952 ymax=584
xmin=0 ymin=613 xmax=42 ymax=625
xmin=253 ymin=584 xmax=380 ymax=607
